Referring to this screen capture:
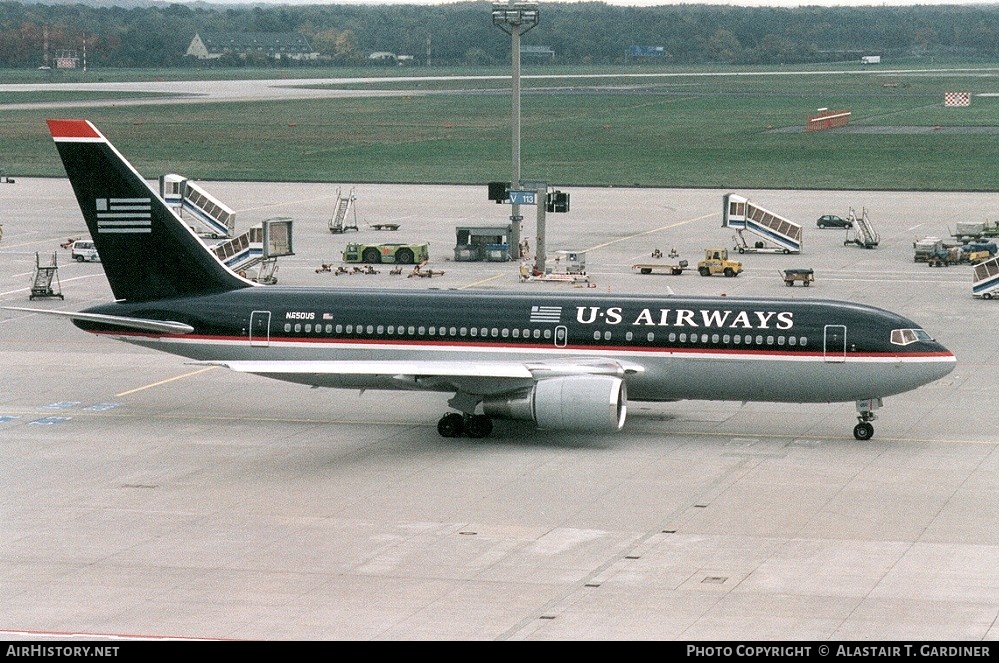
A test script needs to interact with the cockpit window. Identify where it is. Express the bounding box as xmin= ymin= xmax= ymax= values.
xmin=891 ymin=328 xmax=931 ymax=346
